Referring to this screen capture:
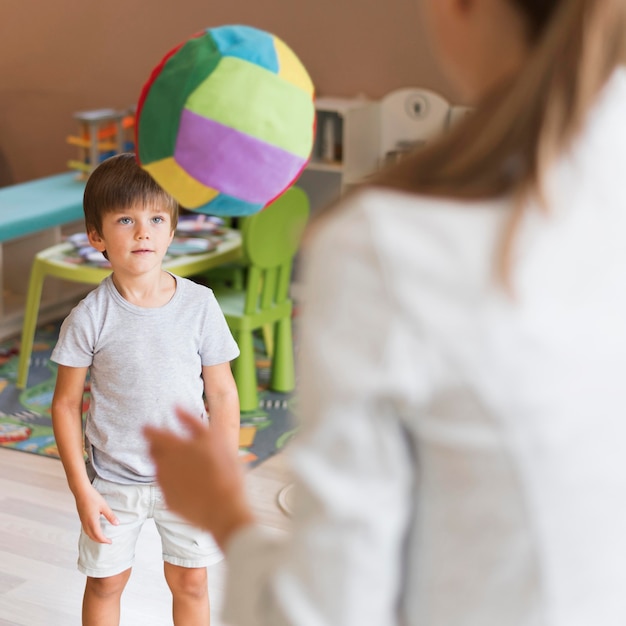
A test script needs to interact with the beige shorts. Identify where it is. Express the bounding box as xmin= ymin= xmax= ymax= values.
xmin=78 ymin=475 xmax=222 ymax=578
